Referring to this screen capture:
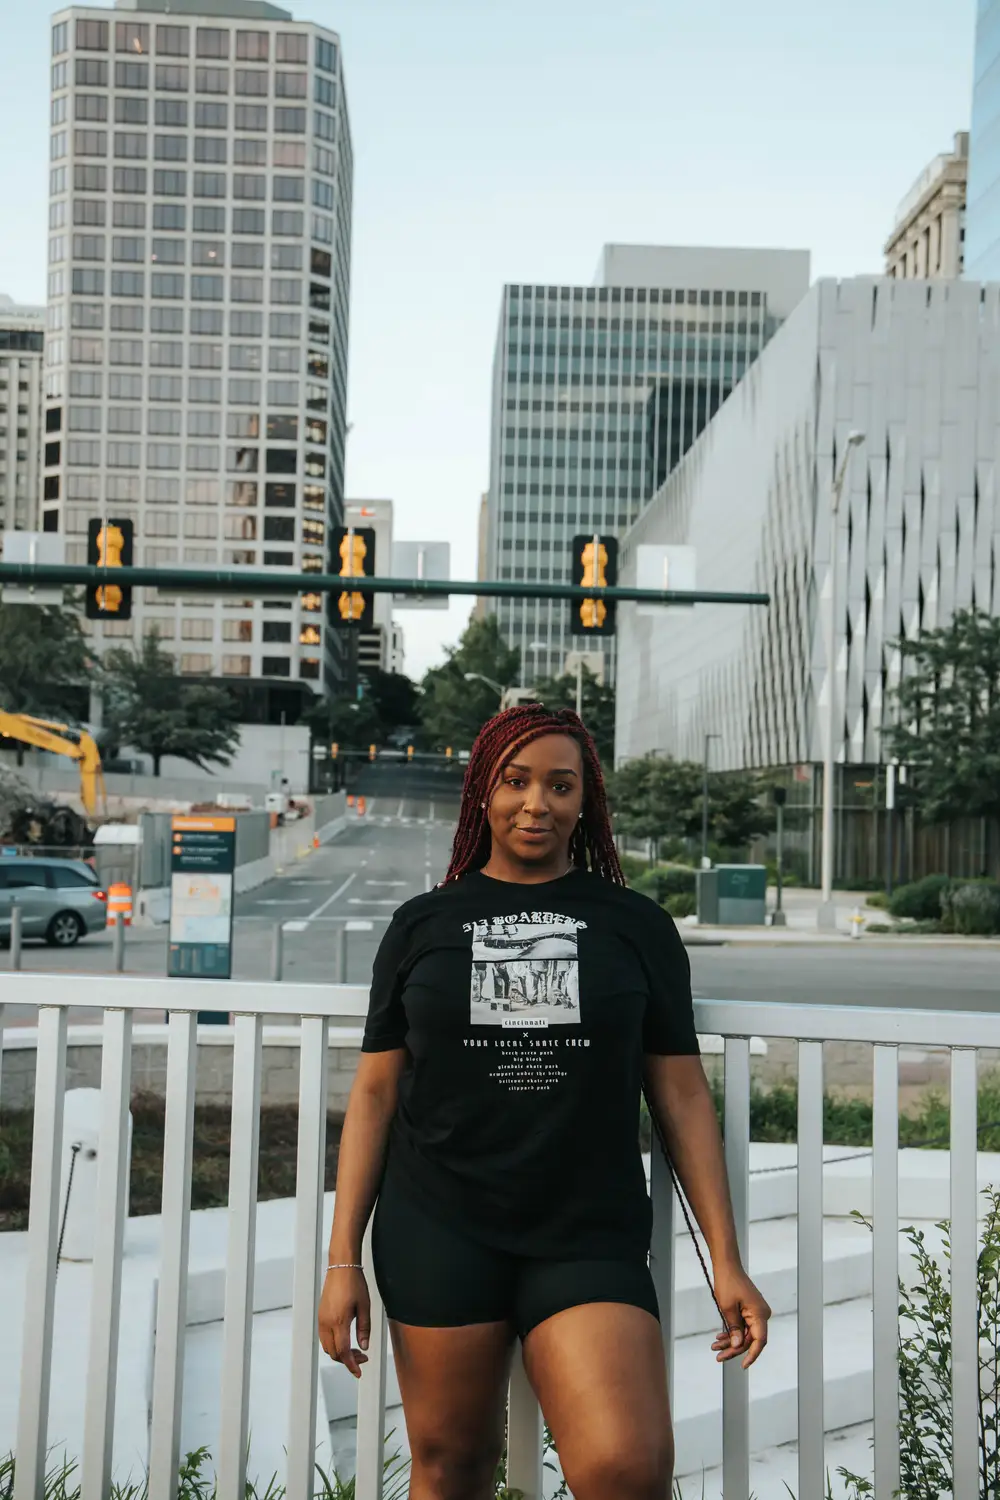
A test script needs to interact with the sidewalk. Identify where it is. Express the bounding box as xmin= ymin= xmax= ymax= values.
xmin=681 ymin=886 xmax=1000 ymax=947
